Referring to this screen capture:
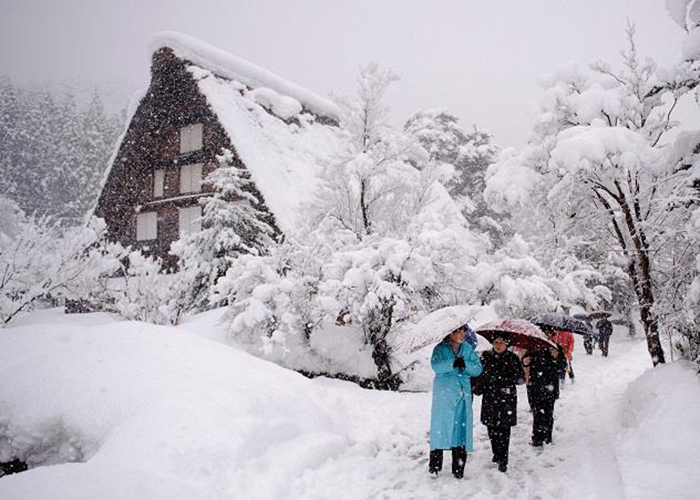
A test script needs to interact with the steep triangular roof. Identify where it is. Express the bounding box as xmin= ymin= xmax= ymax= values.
xmin=150 ymin=32 xmax=347 ymax=234
xmin=150 ymin=32 xmax=341 ymax=121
